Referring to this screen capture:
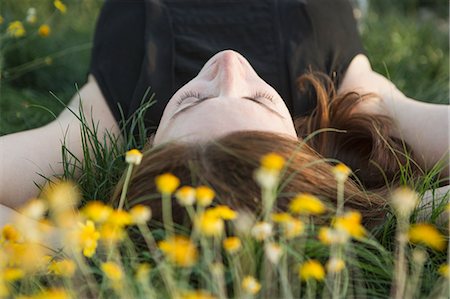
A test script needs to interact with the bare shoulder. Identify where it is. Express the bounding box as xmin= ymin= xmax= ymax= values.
xmin=340 ymin=54 xmax=393 ymax=92
xmin=56 ymin=74 xmax=120 ymax=136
